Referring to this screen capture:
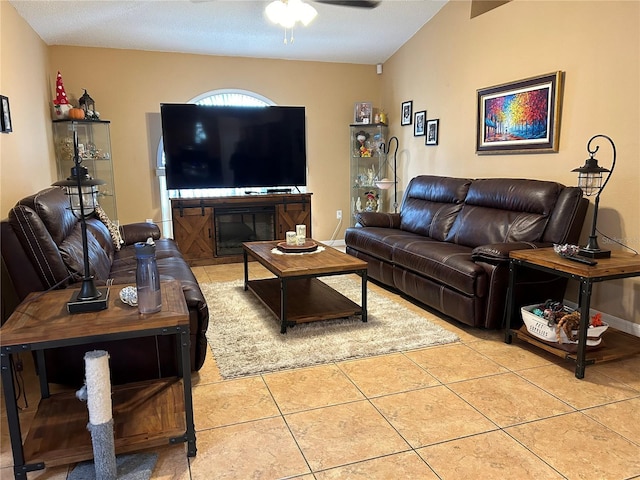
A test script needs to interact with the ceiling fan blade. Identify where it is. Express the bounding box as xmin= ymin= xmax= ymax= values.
xmin=314 ymin=0 xmax=381 ymax=8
